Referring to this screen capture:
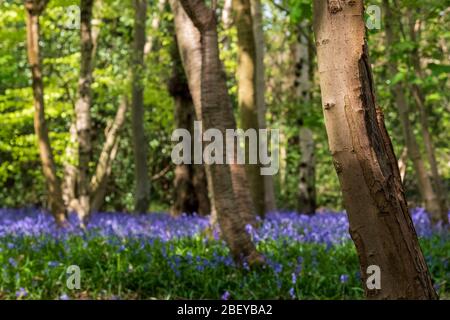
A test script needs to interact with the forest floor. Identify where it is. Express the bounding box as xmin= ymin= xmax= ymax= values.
xmin=0 ymin=208 xmax=448 ymax=300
